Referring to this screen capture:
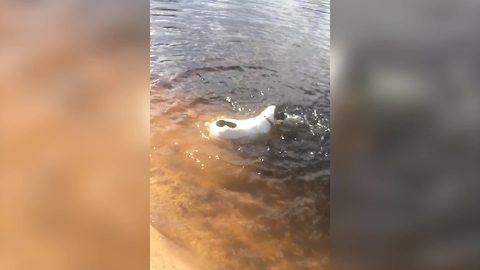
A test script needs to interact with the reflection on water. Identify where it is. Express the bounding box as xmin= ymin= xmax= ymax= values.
xmin=151 ymin=0 xmax=329 ymax=269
